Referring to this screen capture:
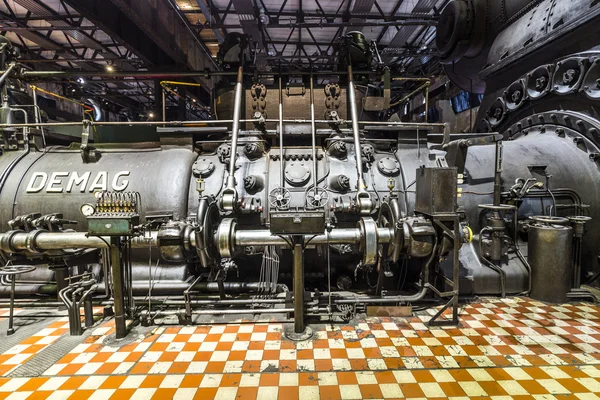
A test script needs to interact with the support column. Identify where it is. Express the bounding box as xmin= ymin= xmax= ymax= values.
xmin=285 ymin=237 xmax=313 ymax=341
xmin=110 ymin=237 xmax=127 ymax=339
